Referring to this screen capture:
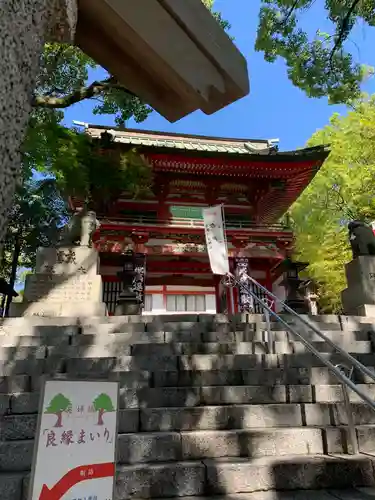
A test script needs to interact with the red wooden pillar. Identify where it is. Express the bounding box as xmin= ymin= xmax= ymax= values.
xmin=155 ymin=177 xmax=170 ymax=222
